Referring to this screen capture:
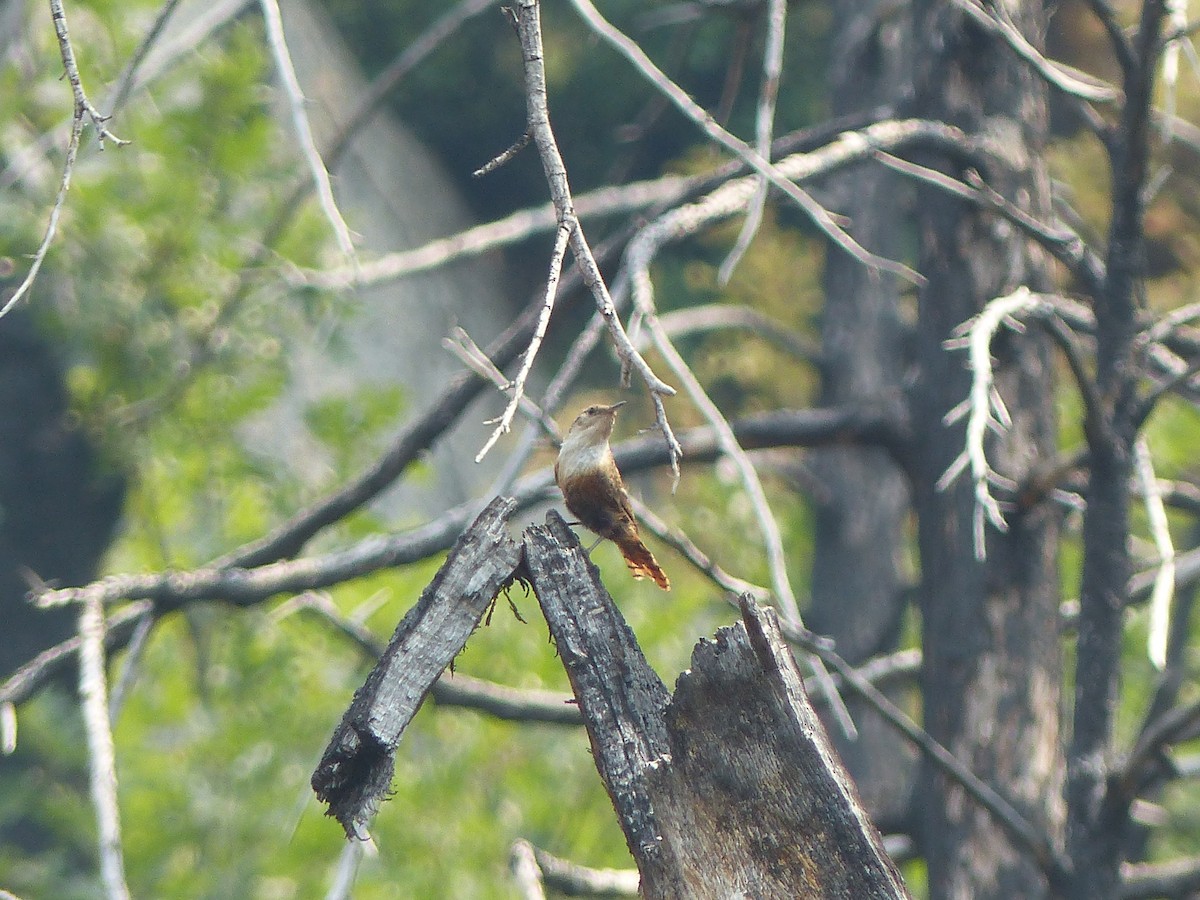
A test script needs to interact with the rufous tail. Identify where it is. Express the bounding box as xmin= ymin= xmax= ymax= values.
xmin=615 ymin=534 xmax=670 ymax=590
